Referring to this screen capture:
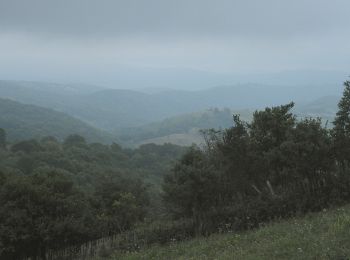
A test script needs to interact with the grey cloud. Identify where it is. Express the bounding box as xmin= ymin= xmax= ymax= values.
xmin=0 ymin=0 xmax=349 ymax=39
xmin=0 ymin=0 xmax=349 ymax=87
